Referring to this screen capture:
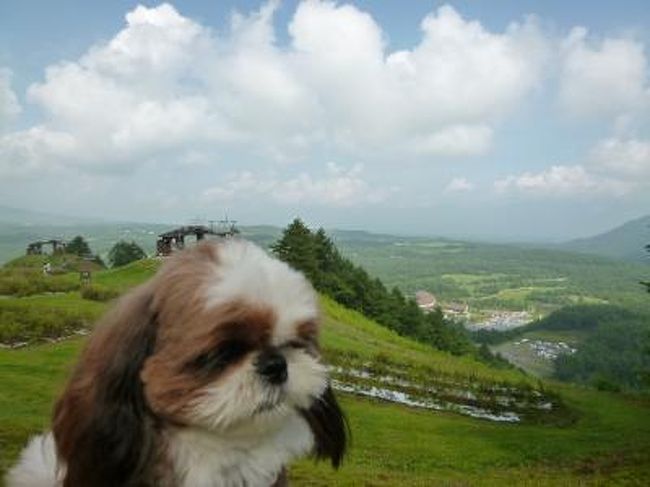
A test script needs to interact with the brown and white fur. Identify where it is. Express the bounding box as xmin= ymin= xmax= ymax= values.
xmin=7 ymin=239 xmax=347 ymax=487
